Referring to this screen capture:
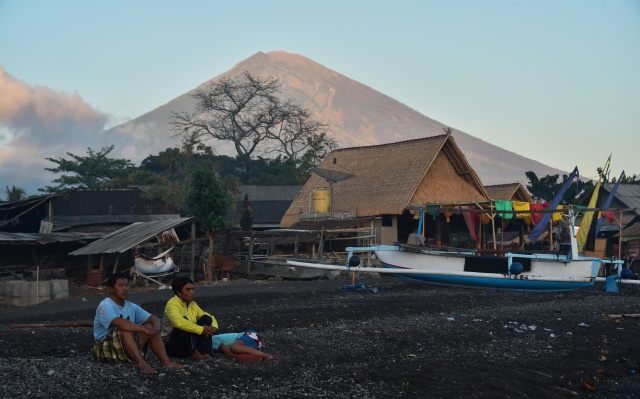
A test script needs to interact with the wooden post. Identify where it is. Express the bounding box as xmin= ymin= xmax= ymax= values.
xmin=205 ymin=233 xmax=214 ymax=282
xmin=36 ymin=265 xmax=39 ymax=305
xmin=490 ymin=205 xmax=497 ymax=250
xmin=245 ymin=231 xmax=255 ymax=277
xmin=190 ymin=222 xmax=196 ymax=281
xmin=270 ymin=236 xmax=276 ymax=256
xmin=318 ymin=229 xmax=325 ymax=259
xmin=293 ymin=234 xmax=300 ymax=257
xmin=99 ymin=254 xmax=105 ymax=272
xmin=112 ymin=255 xmax=120 ymax=273
xmin=617 ymin=210 xmax=623 ymax=261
